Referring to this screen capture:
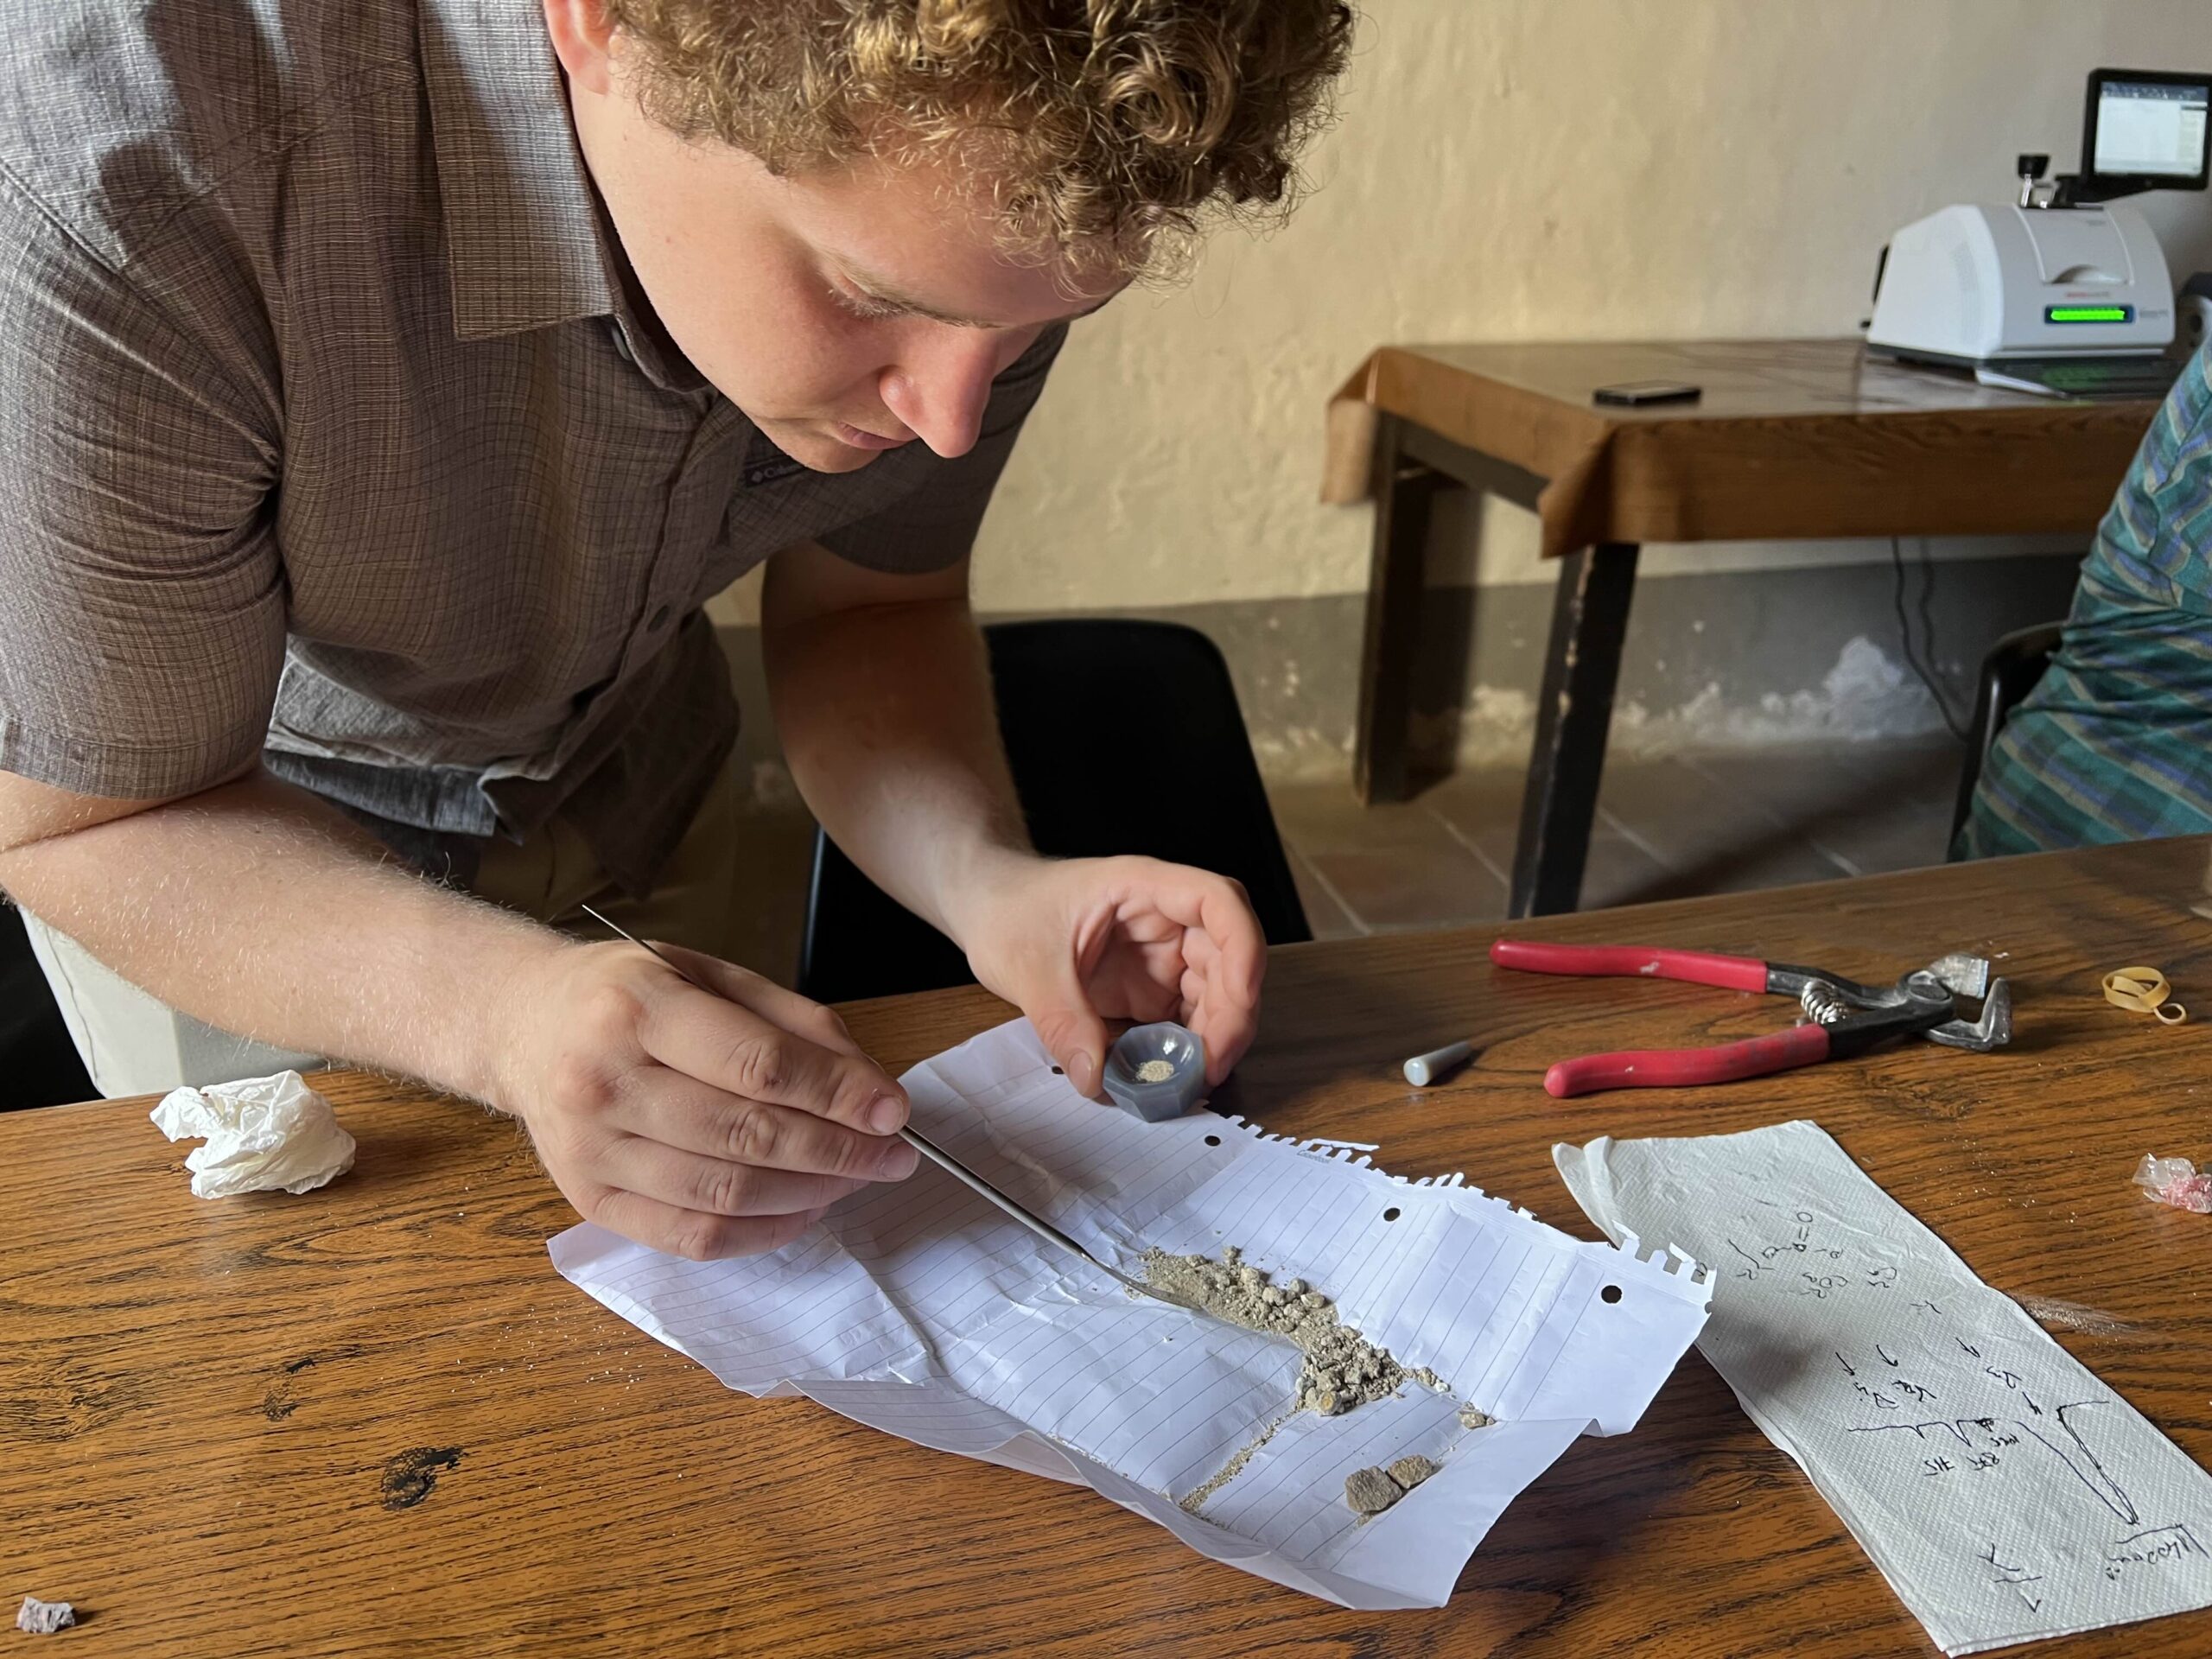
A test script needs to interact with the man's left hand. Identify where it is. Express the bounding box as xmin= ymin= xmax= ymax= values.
xmin=954 ymin=855 xmax=1266 ymax=1099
